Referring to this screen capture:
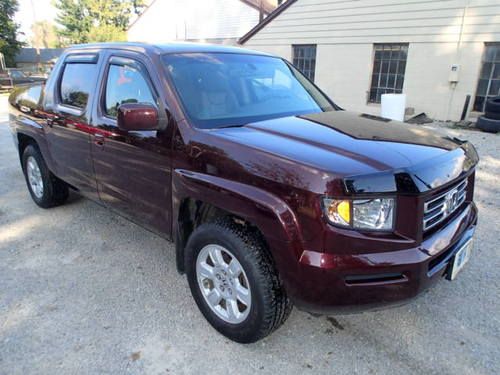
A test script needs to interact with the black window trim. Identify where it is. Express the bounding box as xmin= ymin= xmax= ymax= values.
xmin=283 ymin=59 xmax=338 ymax=111
xmin=99 ymin=54 xmax=160 ymax=122
xmin=65 ymin=53 xmax=98 ymax=64
xmin=99 ymin=54 xmax=159 ymax=122
xmin=56 ymin=52 xmax=100 ymax=114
